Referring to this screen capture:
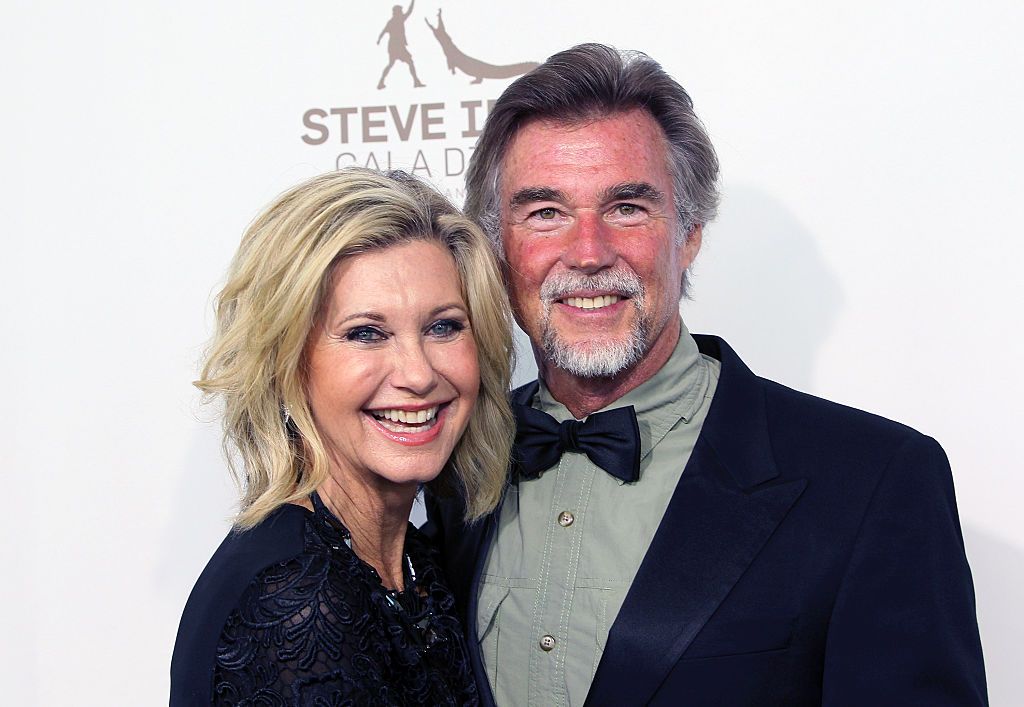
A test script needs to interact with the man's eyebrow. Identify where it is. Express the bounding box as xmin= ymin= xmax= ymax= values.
xmin=600 ymin=182 xmax=665 ymax=203
xmin=509 ymin=186 xmax=567 ymax=209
